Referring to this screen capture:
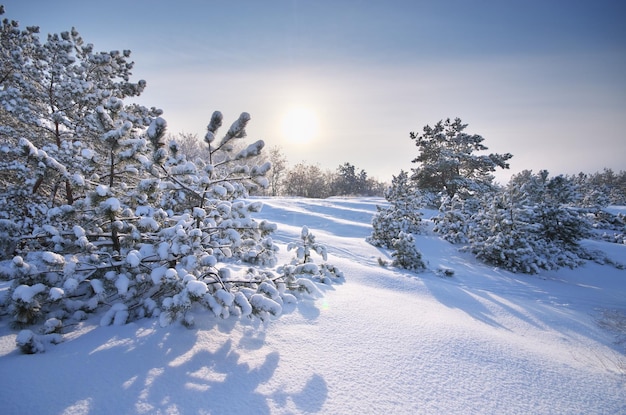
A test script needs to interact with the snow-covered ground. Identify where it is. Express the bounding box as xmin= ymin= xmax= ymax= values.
xmin=1 ymin=197 xmax=625 ymax=414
